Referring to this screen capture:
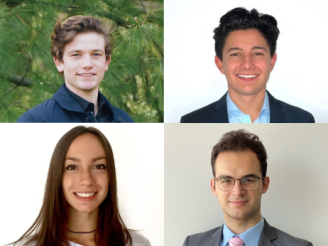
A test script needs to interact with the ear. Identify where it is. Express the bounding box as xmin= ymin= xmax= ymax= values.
xmin=214 ymin=55 xmax=225 ymax=74
xmin=210 ymin=178 xmax=218 ymax=196
xmin=270 ymin=53 xmax=277 ymax=72
xmin=104 ymin=55 xmax=111 ymax=71
xmin=262 ymin=176 xmax=270 ymax=194
xmin=53 ymin=57 xmax=64 ymax=72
